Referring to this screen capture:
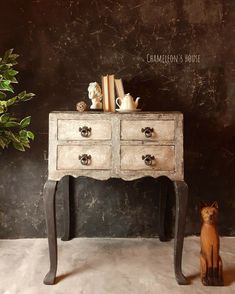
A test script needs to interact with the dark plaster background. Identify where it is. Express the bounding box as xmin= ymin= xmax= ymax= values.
xmin=0 ymin=0 xmax=235 ymax=238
